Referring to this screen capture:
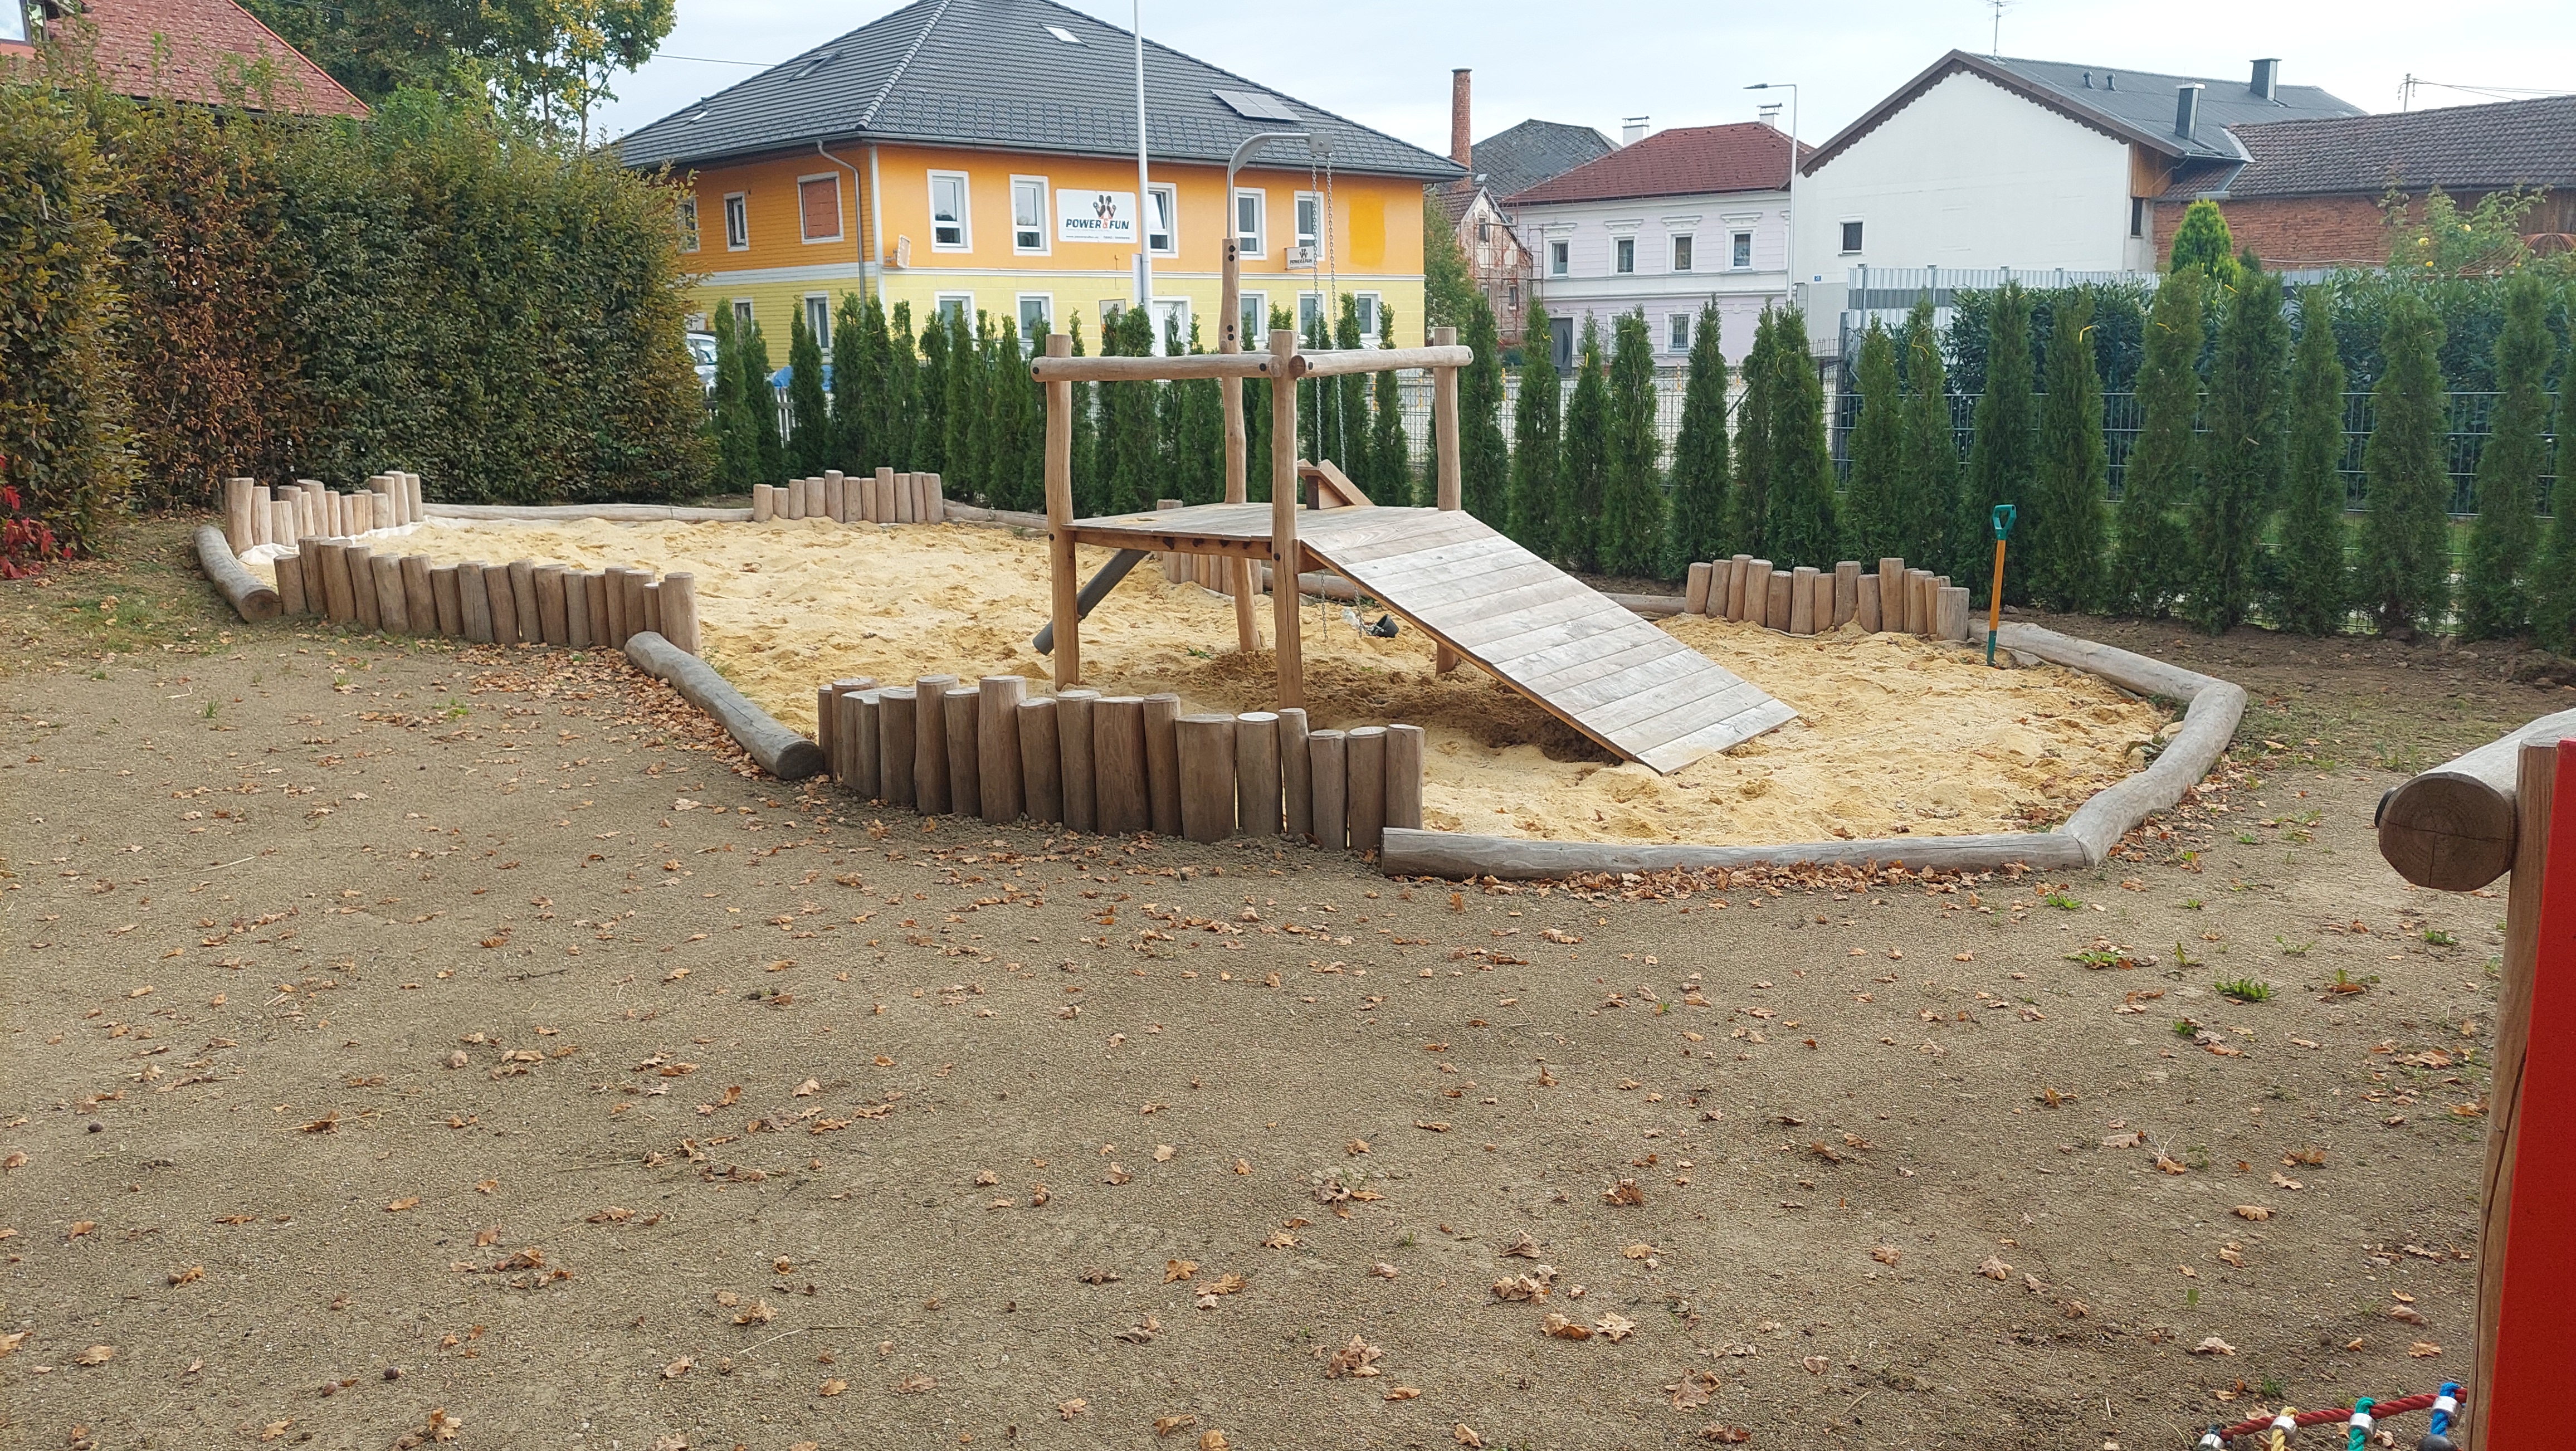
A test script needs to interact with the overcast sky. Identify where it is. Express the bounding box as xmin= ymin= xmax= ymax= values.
xmin=593 ymin=0 xmax=2575 ymax=151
